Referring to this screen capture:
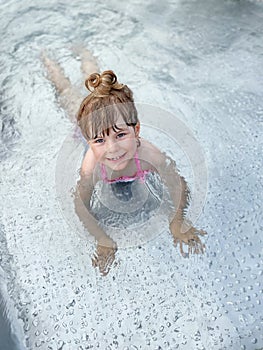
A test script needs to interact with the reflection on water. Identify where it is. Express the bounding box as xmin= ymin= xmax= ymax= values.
xmin=0 ymin=0 xmax=262 ymax=349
